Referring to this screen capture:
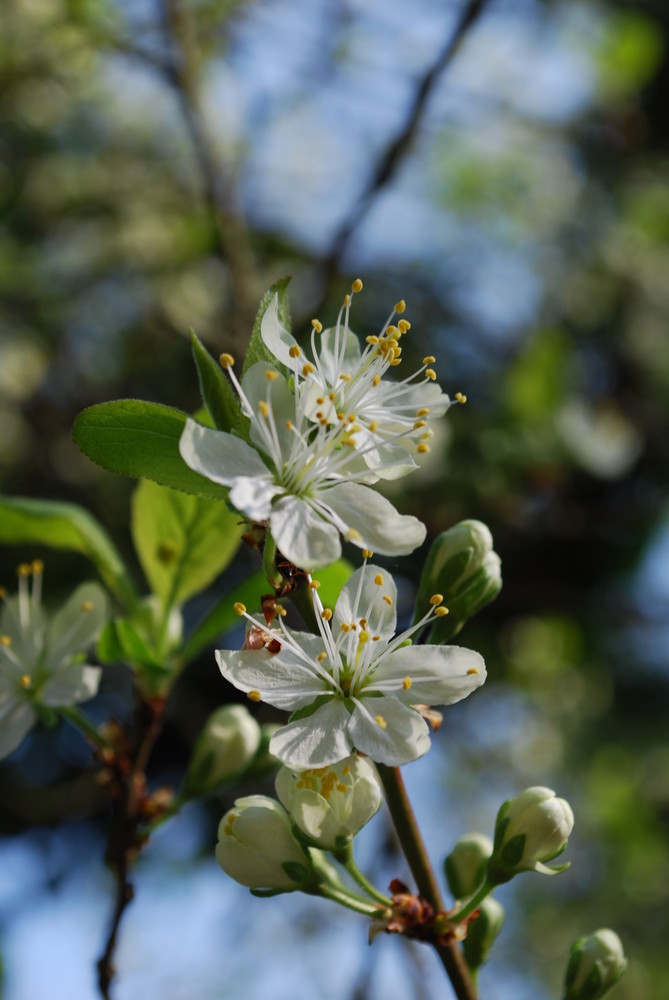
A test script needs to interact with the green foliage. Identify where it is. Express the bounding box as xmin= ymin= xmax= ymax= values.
xmin=190 ymin=329 xmax=240 ymax=432
xmin=131 ymin=479 xmax=242 ymax=609
xmin=182 ymin=569 xmax=269 ymax=661
xmin=0 ymin=495 xmax=136 ymax=608
xmin=72 ymin=400 xmax=229 ymax=501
